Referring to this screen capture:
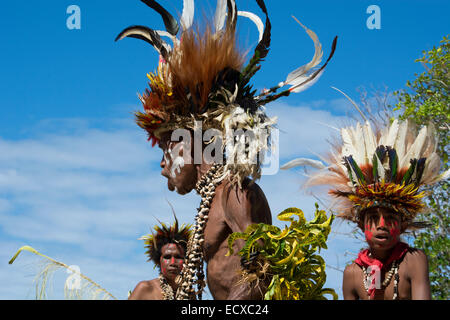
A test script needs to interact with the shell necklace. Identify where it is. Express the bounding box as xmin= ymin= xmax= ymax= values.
xmin=175 ymin=164 xmax=224 ymax=300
